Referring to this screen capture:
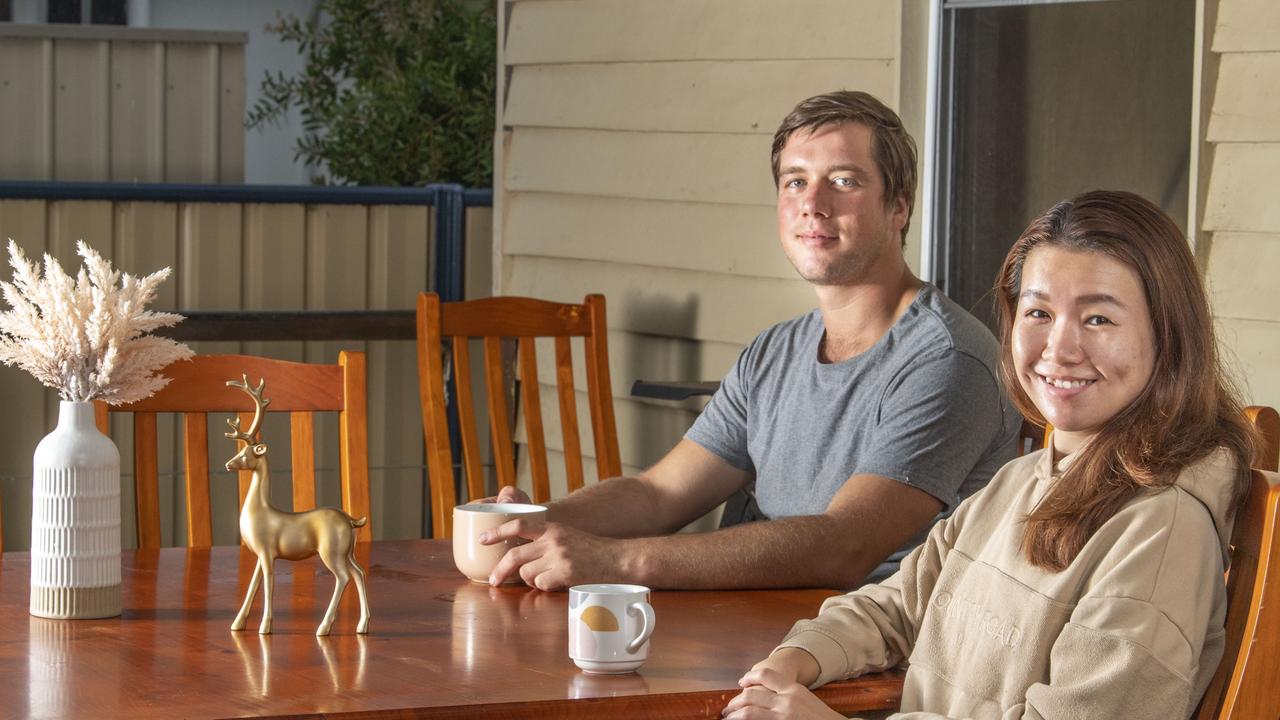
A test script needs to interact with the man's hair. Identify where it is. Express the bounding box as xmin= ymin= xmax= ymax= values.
xmin=994 ymin=189 xmax=1258 ymax=572
xmin=771 ymin=90 xmax=918 ymax=239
